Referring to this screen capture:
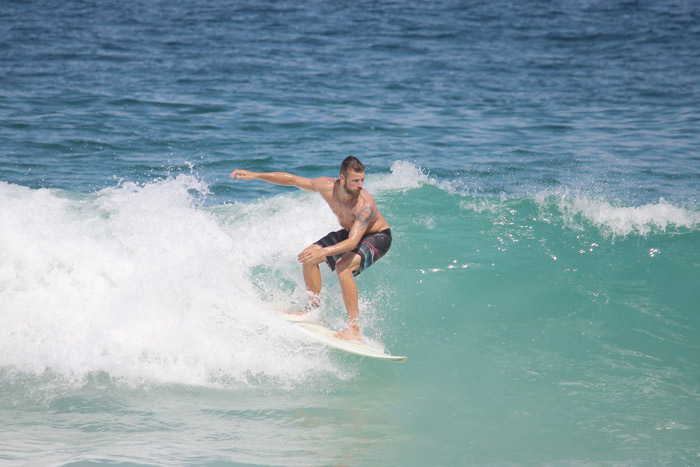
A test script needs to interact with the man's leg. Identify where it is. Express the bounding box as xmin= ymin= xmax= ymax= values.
xmin=297 ymin=244 xmax=325 ymax=313
xmin=334 ymin=252 xmax=362 ymax=341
